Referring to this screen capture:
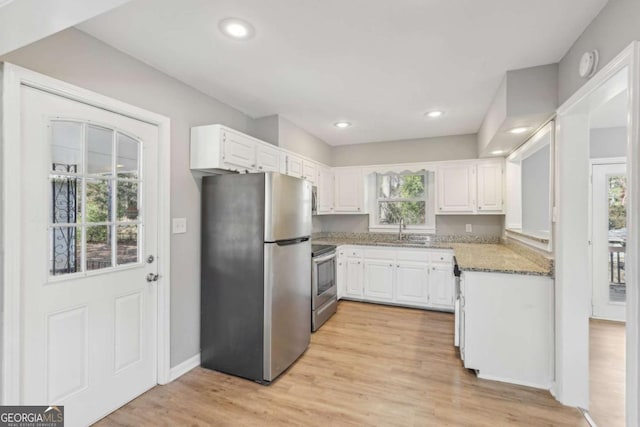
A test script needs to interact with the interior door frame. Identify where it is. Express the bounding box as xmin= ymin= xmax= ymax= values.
xmin=588 ymin=158 xmax=627 ymax=321
xmin=555 ymin=41 xmax=639 ymax=426
xmin=0 ymin=62 xmax=172 ymax=404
